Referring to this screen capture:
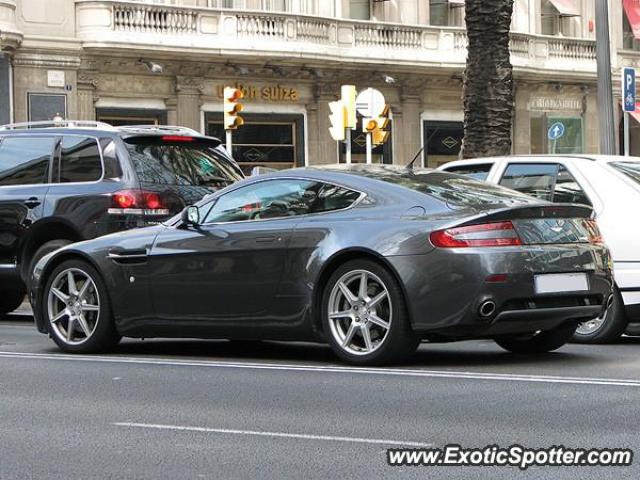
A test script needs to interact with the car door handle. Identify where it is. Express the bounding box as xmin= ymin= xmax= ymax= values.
xmin=24 ymin=197 xmax=41 ymax=209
